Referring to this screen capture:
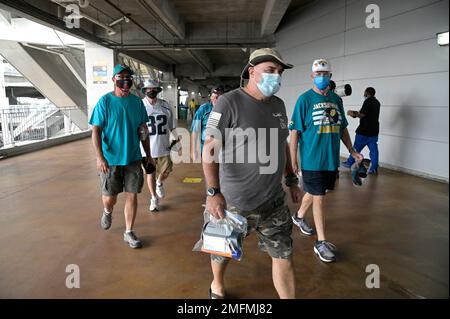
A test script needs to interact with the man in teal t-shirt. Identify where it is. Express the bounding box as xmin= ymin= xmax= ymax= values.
xmin=190 ymin=86 xmax=224 ymax=162
xmin=289 ymin=59 xmax=363 ymax=263
xmin=89 ymin=64 xmax=154 ymax=249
